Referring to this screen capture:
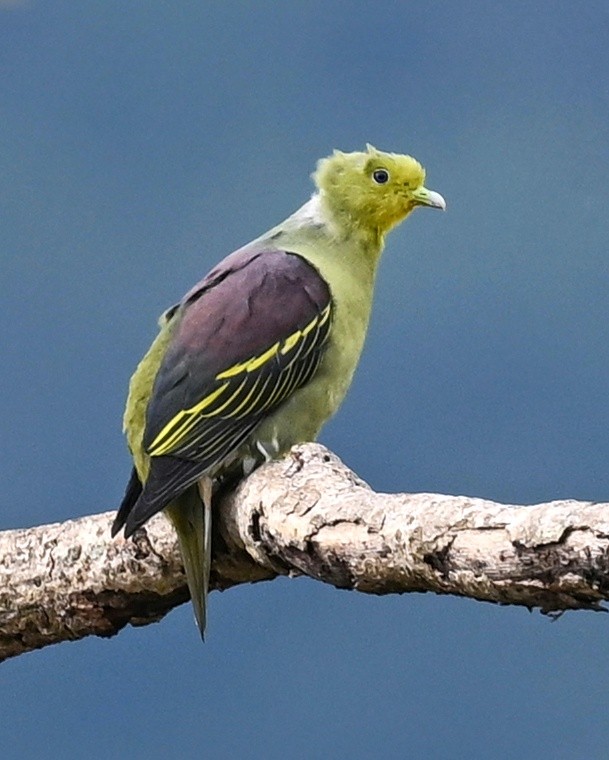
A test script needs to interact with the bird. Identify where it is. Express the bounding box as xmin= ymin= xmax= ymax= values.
xmin=111 ymin=144 xmax=445 ymax=637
